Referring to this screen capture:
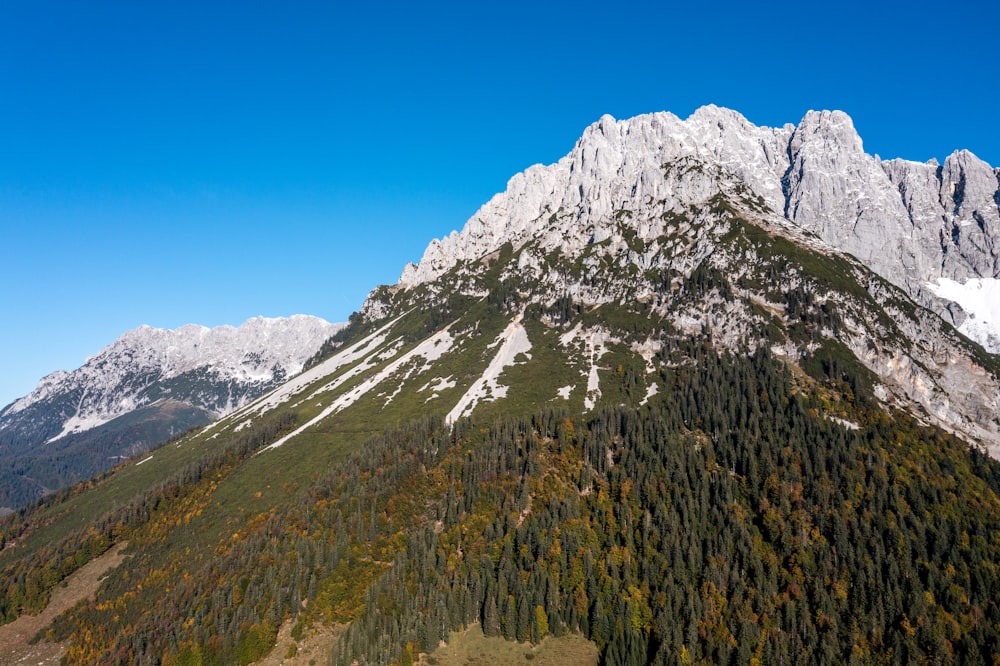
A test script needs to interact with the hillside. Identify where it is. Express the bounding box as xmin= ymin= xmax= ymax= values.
xmin=0 ymin=315 xmax=343 ymax=510
xmin=2 ymin=107 xmax=999 ymax=665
